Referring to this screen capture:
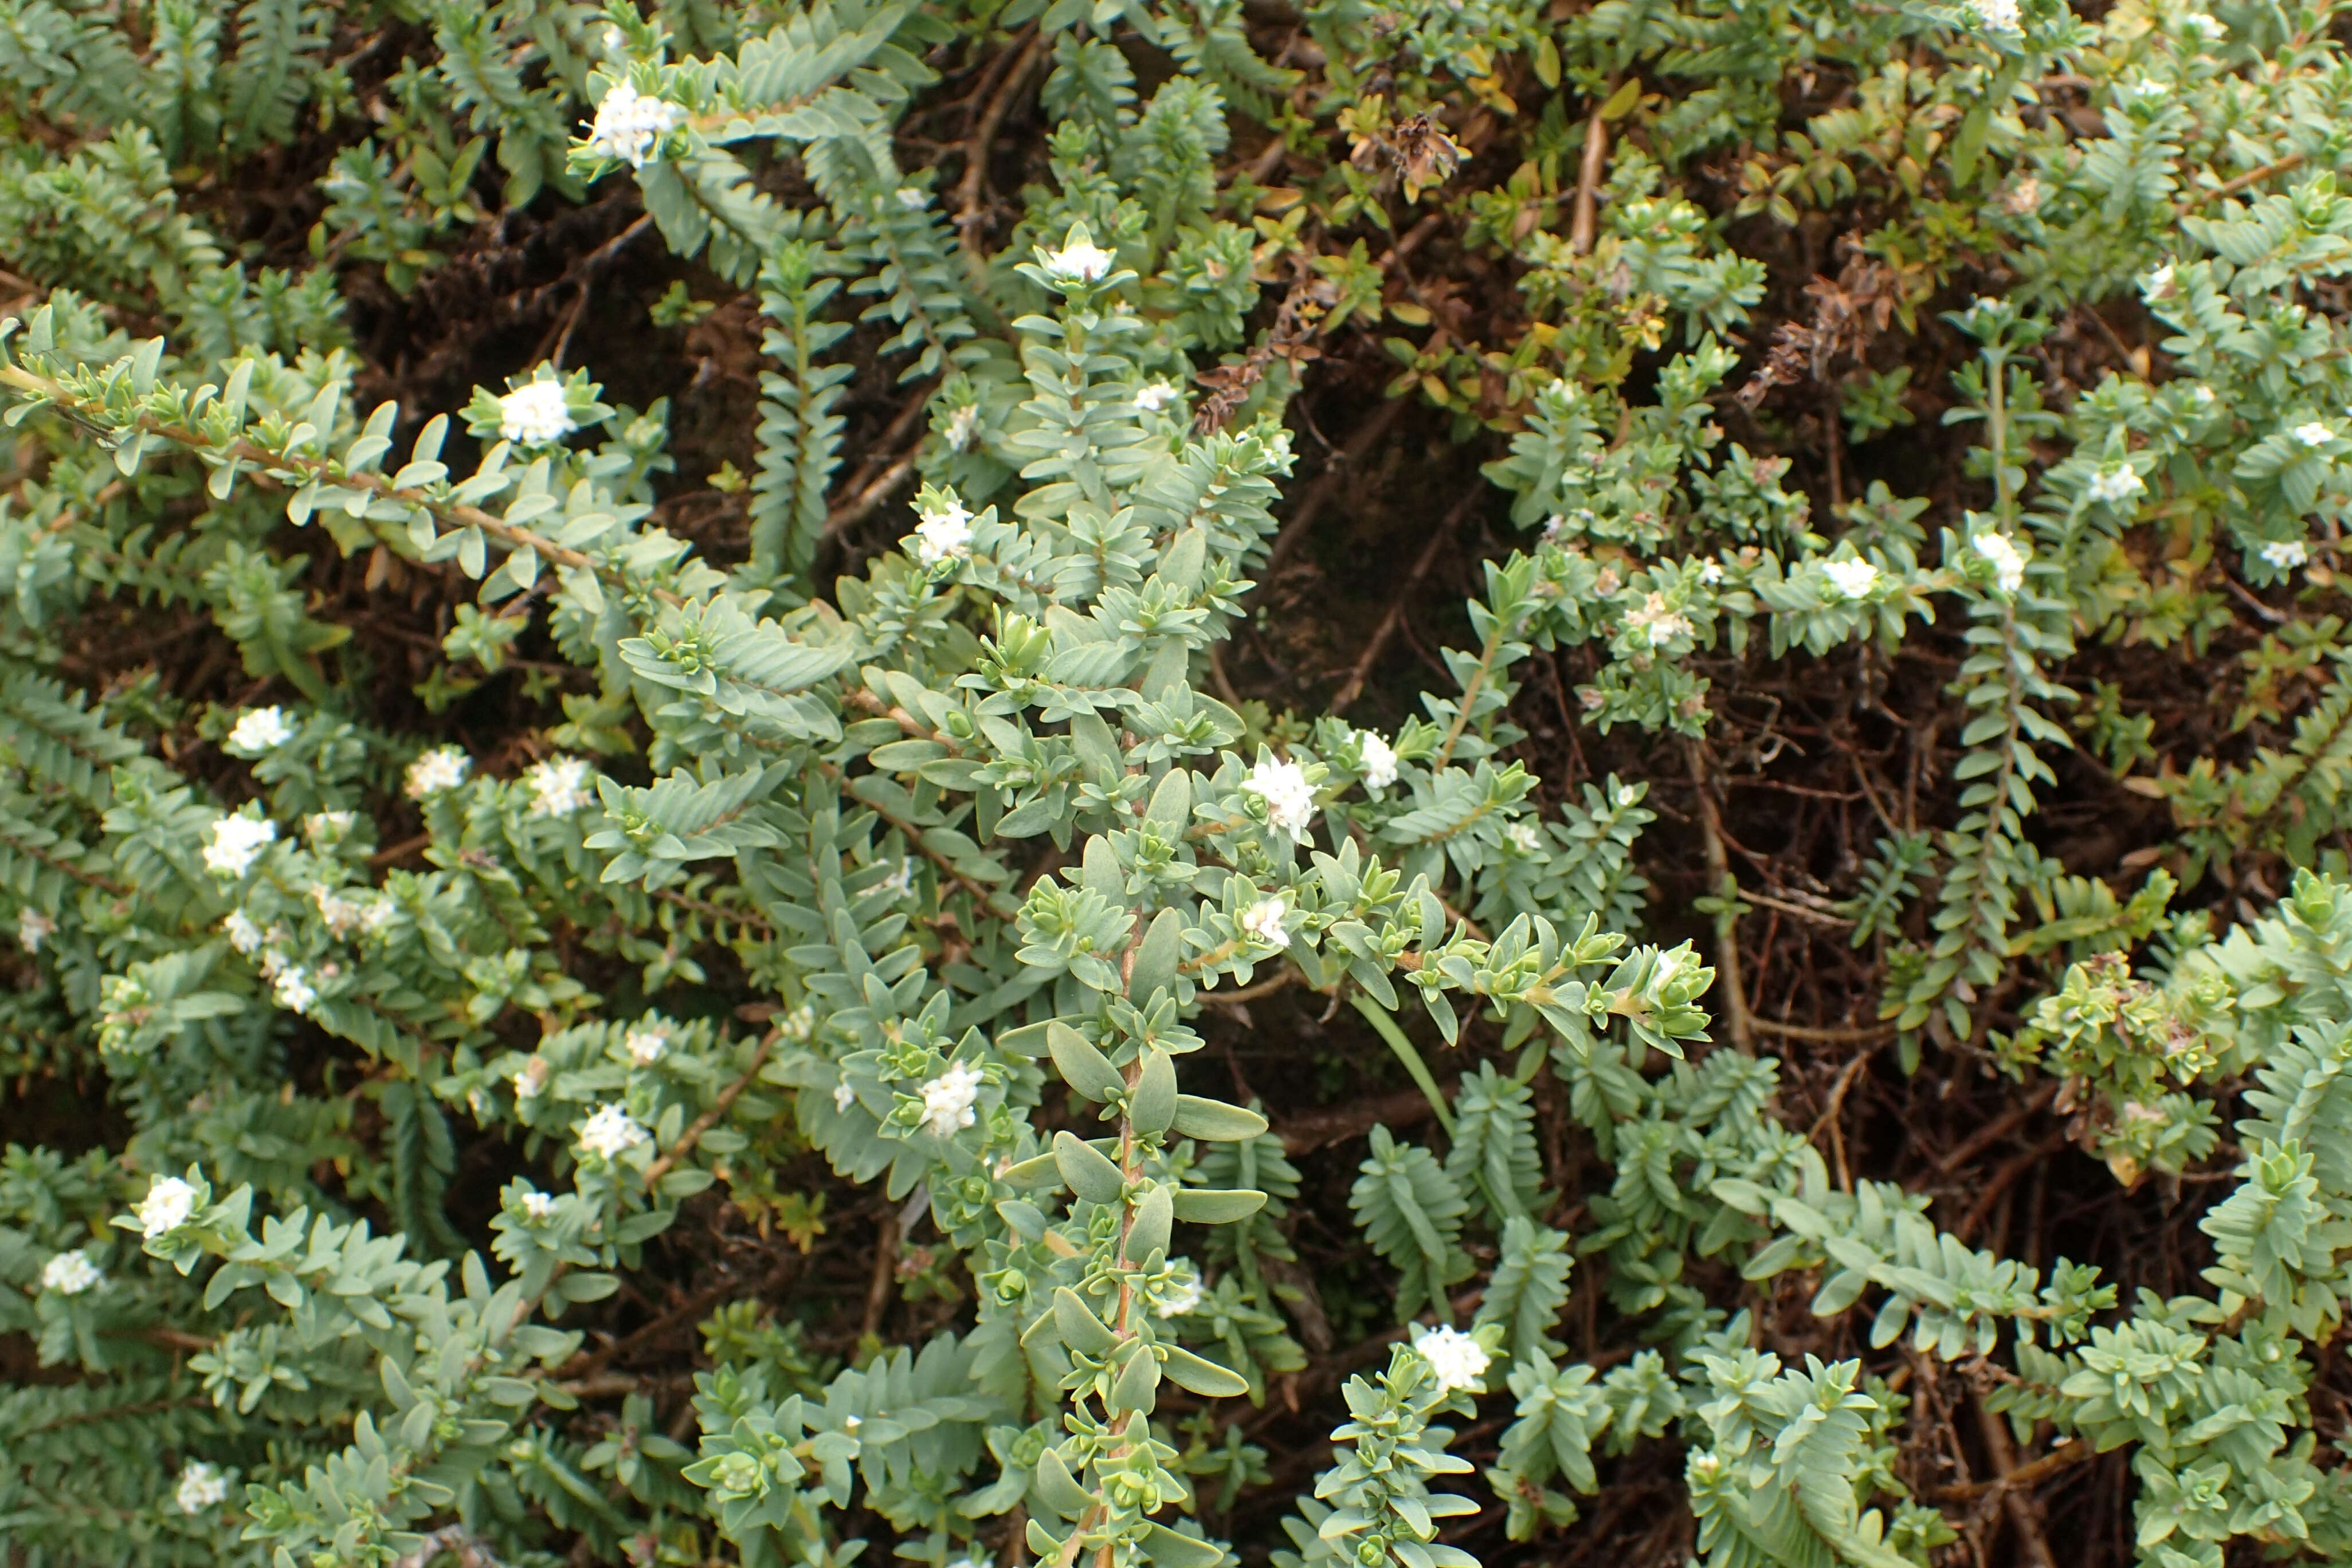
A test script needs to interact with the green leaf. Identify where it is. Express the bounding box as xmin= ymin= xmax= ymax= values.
xmin=1171 ymin=1187 xmax=1267 ymax=1224
xmin=1055 ymin=1130 xmax=1126 ymax=1205
xmin=1129 ymin=907 xmax=1182 ymax=1001
xmin=1171 ymin=1095 xmax=1269 ymax=1142
xmin=1048 ymin=1022 xmax=1126 ymax=1104
xmin=1159 ymin=1345 xmax=1249 ymax=1398
xmin=1131 ymin=1047 xmax=1177 ymax=1135
xmin=1035 ymin=1447 xmax=1094 ymax=1519
xmin=1054 ymin=1286 xmax=1119 ymax=1358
